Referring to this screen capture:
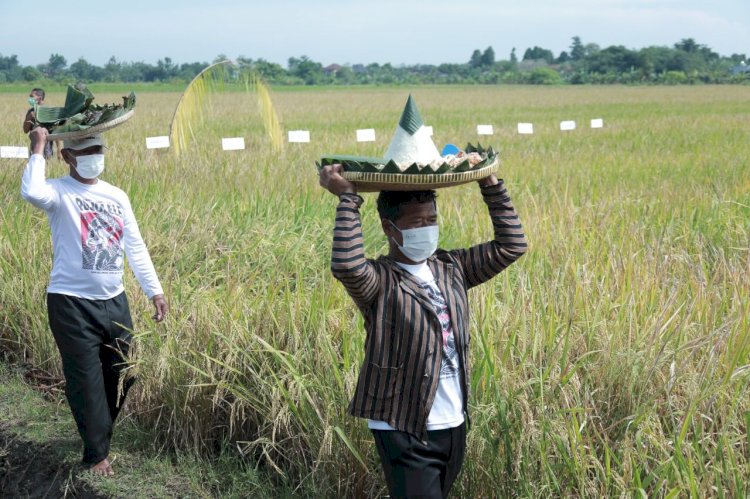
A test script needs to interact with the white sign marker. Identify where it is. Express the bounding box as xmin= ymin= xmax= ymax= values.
xmin=1 ymin=146 xmax=29 ymax=159
xmin=221 ymin=137 xmax=245 ymax=151
xmin=424 ymin=126 xmax=434 ymax=137
xmin=477 ymin=124 xmax=494 ymax=135
xmin=288 ymin=130 xmax=311 ymax=143
xmin=560 ymin=121 xmax=577 ymax=131
xmin=590 ymin=118 xmax=604 ymax=129
xmin=517 ymin=123 xmax=534 ymax=135
xmin=146 ymin=136 xmax=170 ymax=149
xmin=356 ymin=129 xmax=376 ymax=142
